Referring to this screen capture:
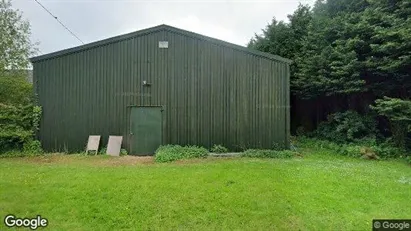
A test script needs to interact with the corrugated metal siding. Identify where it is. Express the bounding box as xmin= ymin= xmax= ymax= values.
xmin=33 ymin=29 xmax=290 ymax=152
